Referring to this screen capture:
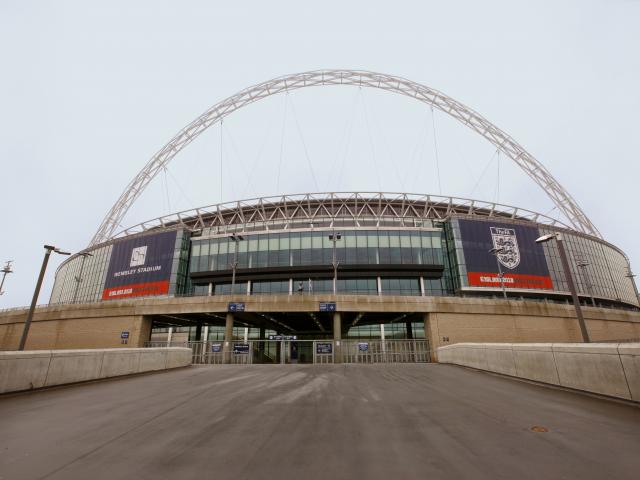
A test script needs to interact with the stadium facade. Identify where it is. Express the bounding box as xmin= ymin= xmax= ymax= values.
xmin=1 ymin=70 xmax=639 ymax=359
